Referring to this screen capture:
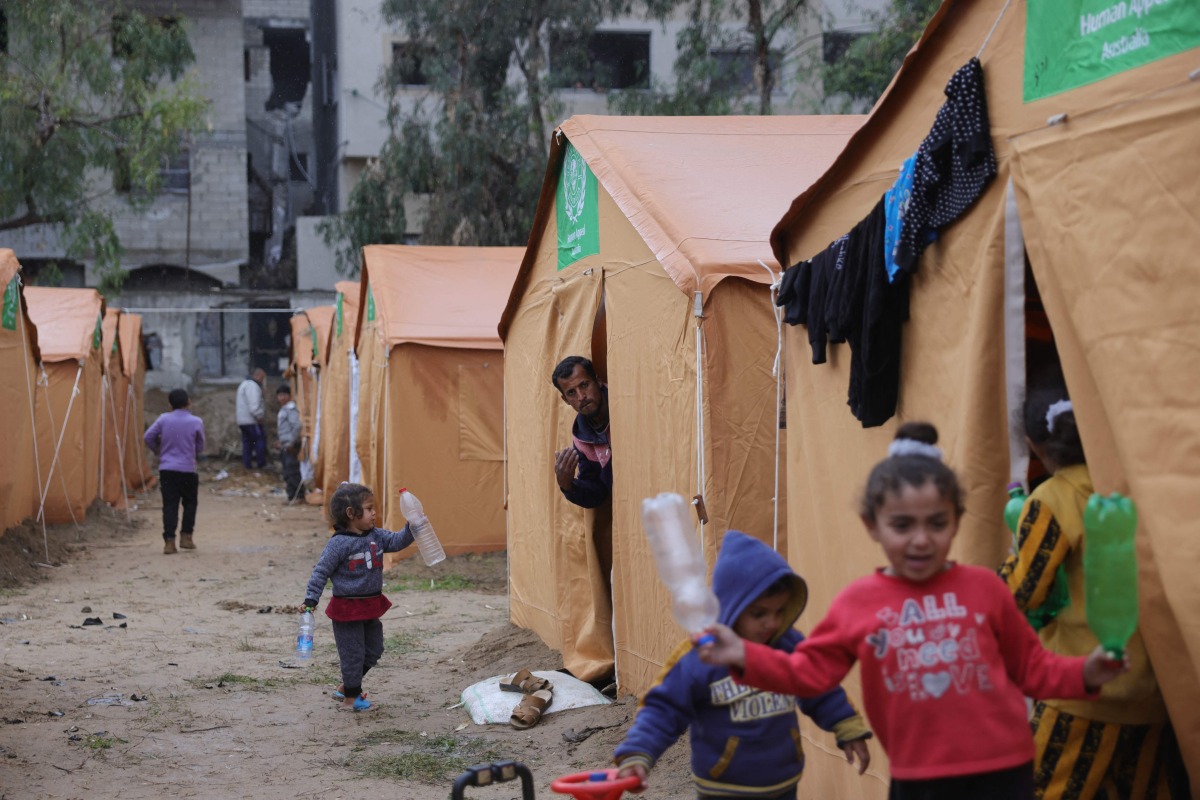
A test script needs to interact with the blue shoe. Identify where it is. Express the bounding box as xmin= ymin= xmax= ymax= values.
xmin=332 ymin=689 xmax=345 ymax=700
xmin=352 ymin=695 xmax=372 ymax=712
